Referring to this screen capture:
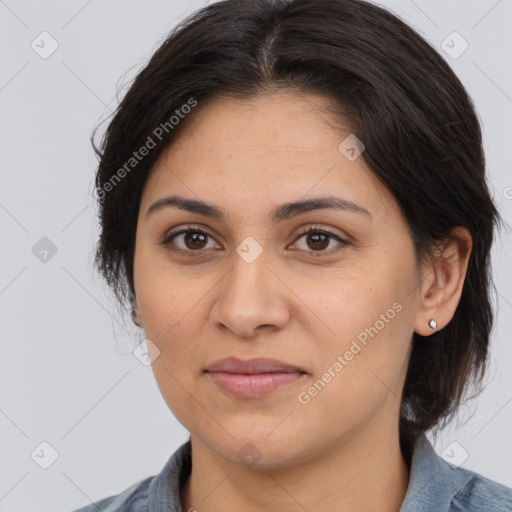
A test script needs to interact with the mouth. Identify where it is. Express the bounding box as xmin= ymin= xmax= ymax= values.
xmin=204 ymin=356 xmax=308 ymax=399
xmin=204 ymin=356 xmax=307 ymax=375
xmin=205 ymin=370 xmax=307 ymax=399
